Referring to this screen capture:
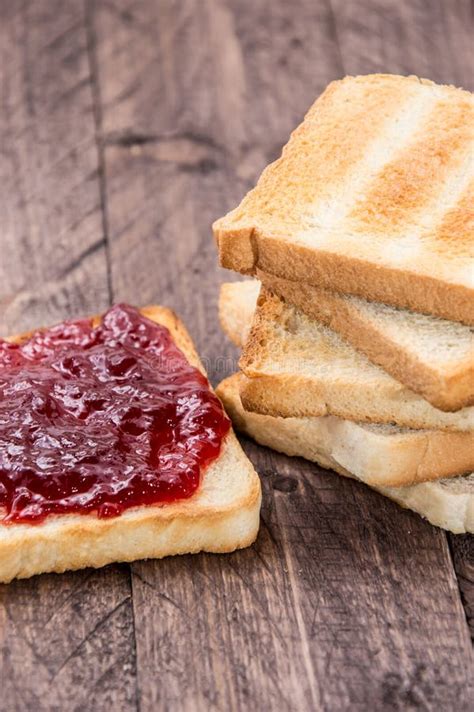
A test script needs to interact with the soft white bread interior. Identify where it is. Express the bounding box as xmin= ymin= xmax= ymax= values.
xmin=258 ymin=270 xmax=474 ymax=412
xmin=214 ymin=74 xmax=474 ymax=324
xmin=0 ymin=306 xmax=261 ymax=583
xmin=238 ymin=288 xmax=474 ymax=432
xmin=219 ymin=280 xmax=261 ymax=347
xmin=217 ymin=375 xmax=474 ymax=534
